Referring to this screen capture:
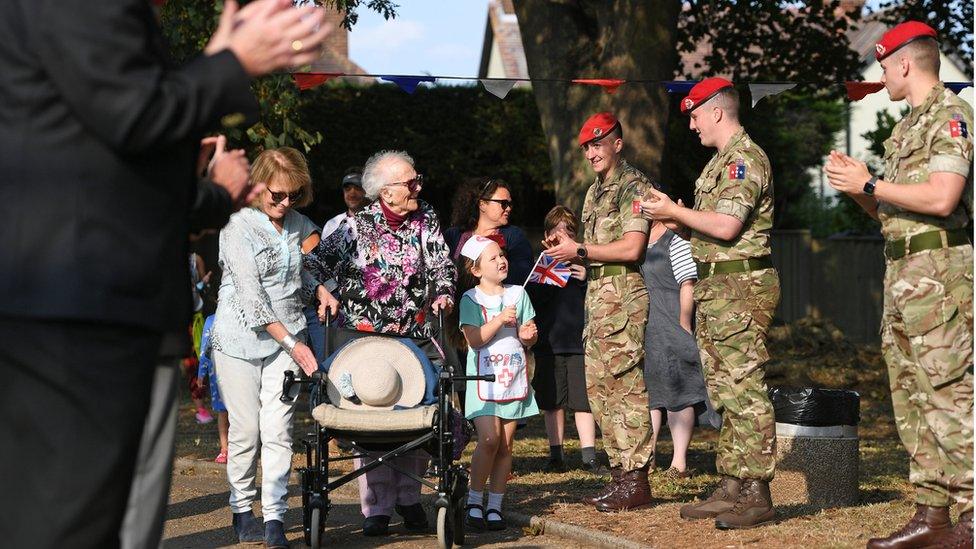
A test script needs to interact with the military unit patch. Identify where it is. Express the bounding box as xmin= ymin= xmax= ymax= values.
xmin=728 ymin=160 xmax=746 ymax=180
xmin=949 ymin=114 xmax=968 ymax=138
